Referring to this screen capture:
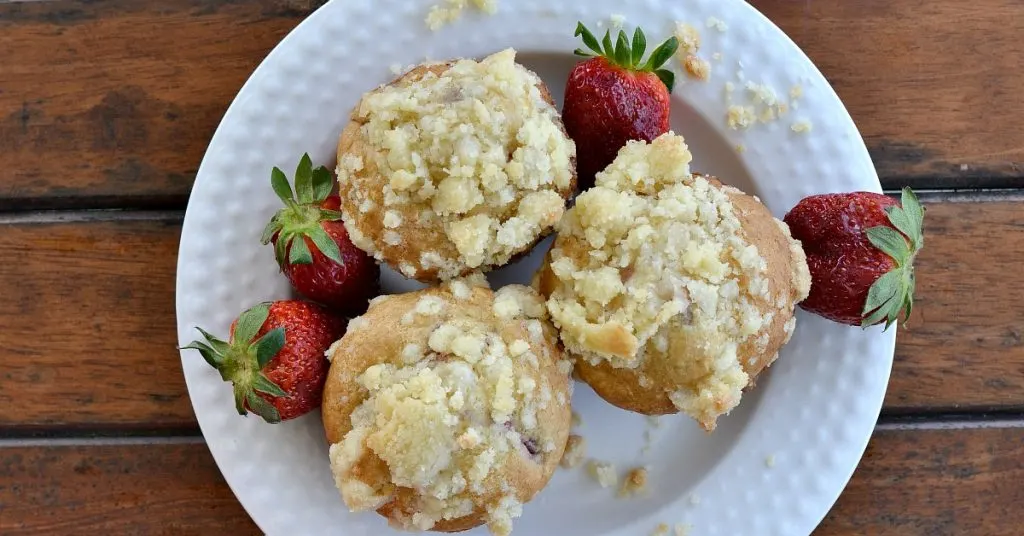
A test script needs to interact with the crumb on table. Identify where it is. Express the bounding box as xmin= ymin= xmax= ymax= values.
xmin=652 ymin=523 xmax=671 ymax=536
